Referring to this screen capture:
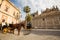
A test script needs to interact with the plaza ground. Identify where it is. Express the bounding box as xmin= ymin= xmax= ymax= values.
xmin=0 ymin=29 xmax=60 ymax=40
